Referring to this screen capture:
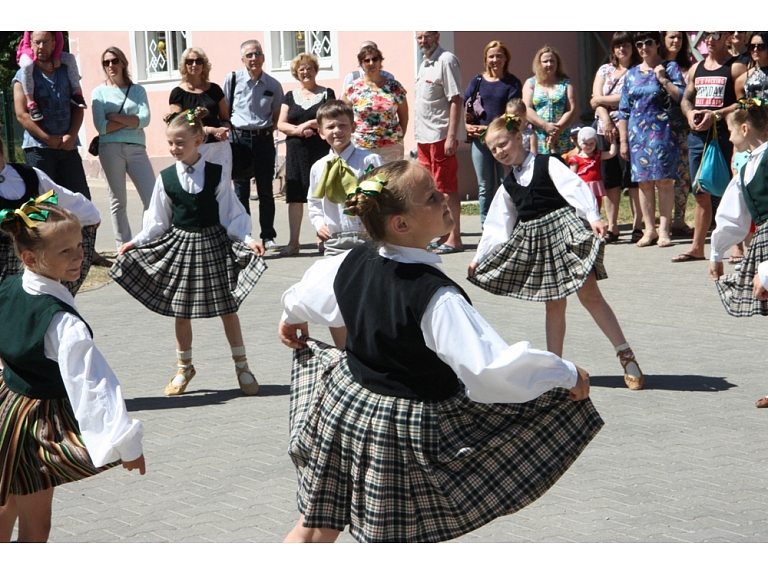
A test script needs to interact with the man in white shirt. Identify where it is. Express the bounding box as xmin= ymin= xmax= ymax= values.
xmin=414 ymin=31 xmax=464 ymax=254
